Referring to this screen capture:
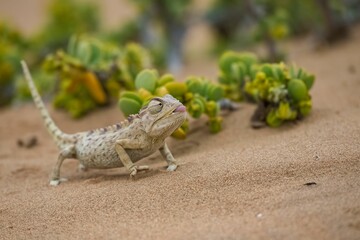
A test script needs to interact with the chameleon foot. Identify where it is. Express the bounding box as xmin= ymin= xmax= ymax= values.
xmin=129 ymin=165 xmax=149 ymax=178
xmin=166 ymin=164 xmax=177 ymax=171
xmin=49 ymin=178 xmax=68 ymax=186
